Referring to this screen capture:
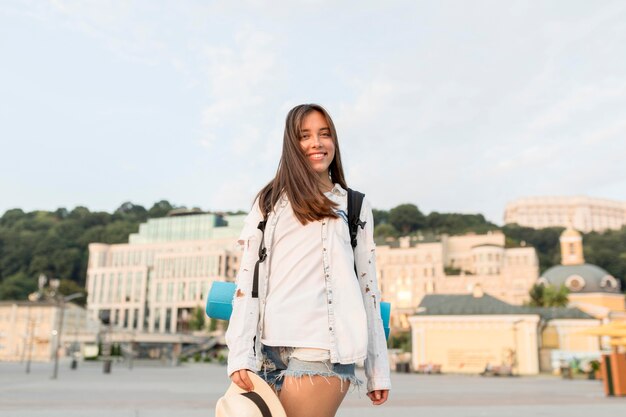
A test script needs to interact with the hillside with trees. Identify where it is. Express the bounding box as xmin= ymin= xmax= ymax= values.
xmin=1 ymin=201 xmax=625 ymax=301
